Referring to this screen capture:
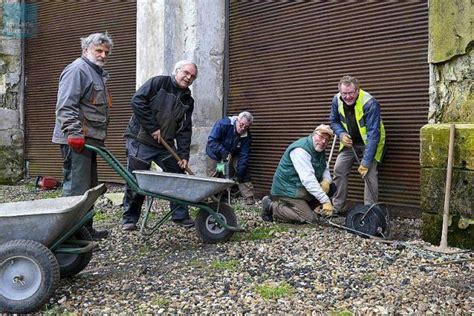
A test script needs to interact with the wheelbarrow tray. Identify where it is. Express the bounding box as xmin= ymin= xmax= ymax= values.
xmin=0 ymin=184 xmax=106 ymax=247
xmin=134 ymin=170 xmax=235 ymax=203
